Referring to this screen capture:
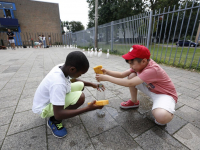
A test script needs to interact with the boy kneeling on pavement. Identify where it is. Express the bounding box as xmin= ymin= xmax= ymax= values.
xmin=96 ymin=45 xmax=178 ymax=126
xmin=32 ymin=51 xmax=103 ymax=138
